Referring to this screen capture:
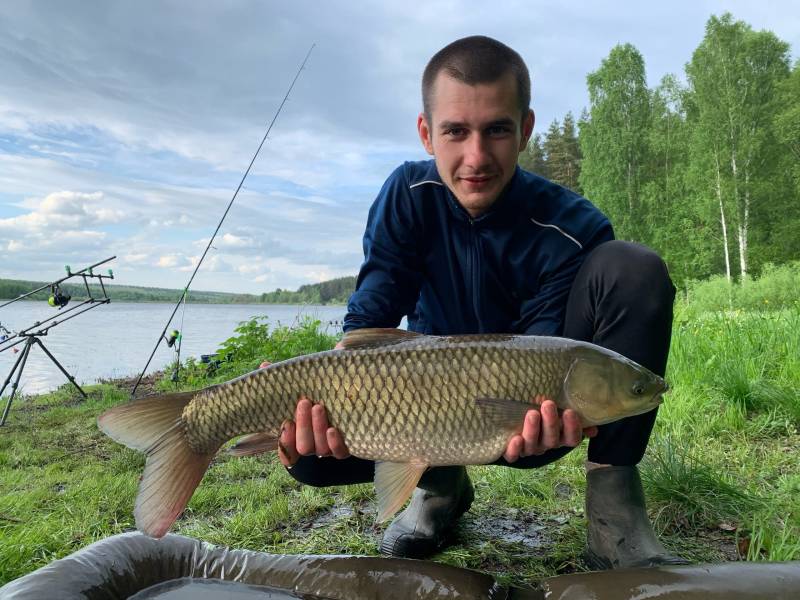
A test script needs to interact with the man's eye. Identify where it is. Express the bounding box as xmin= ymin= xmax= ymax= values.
xmin=444 ymin=128 xmax=467 ymax=137
xmin=487 ymin=126 xmax=511 ymax=136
